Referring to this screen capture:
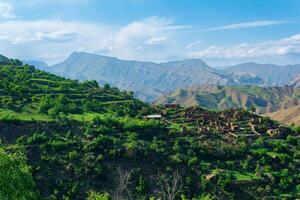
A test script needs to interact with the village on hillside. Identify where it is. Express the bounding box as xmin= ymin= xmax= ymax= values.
xmin=146 ymin=104 xmax=291 ymax=141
